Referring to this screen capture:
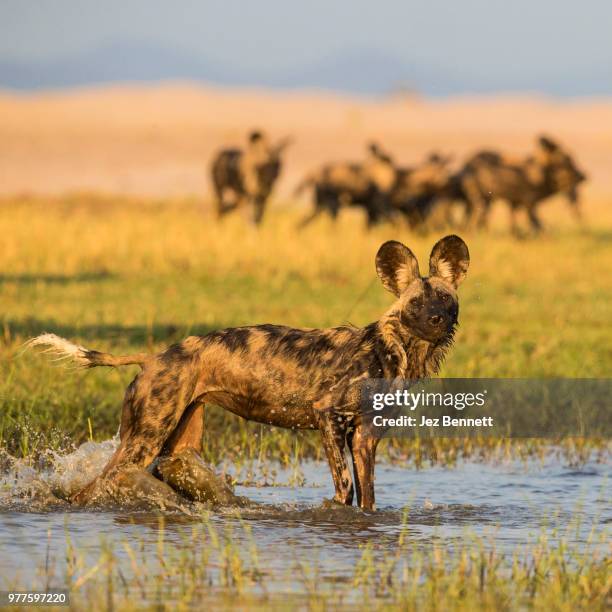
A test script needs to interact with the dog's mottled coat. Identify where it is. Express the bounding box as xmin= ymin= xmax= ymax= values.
xmin=295 ymin=143 xmax=397 ymax=227
xmin=30 ymin=236 xmax=470 ymax=511
xmin=211 ymin=130 xmax=290 ymax=225
xmin=449 ymin=135 xmax=587 ymax=232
